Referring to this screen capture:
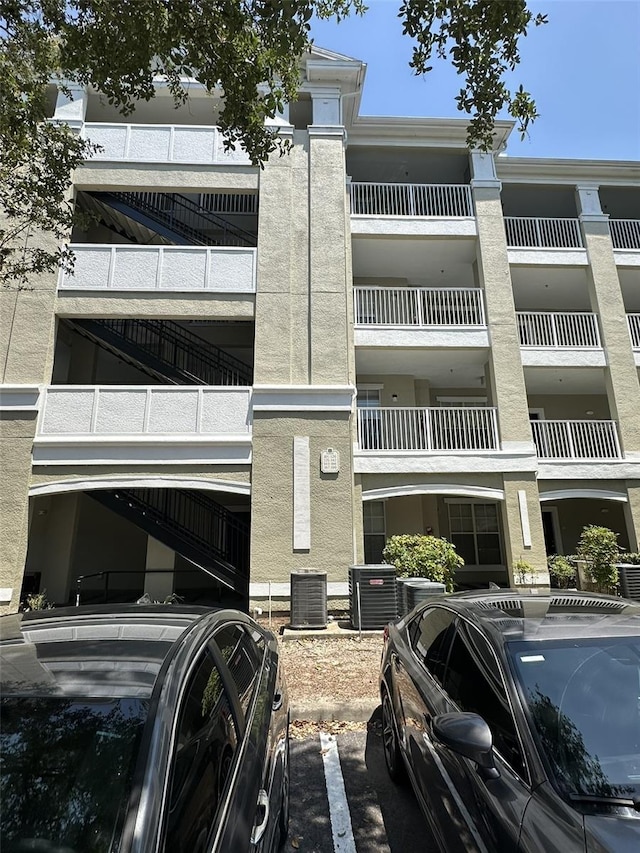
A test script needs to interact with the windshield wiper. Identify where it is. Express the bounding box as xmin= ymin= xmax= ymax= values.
xmin=569 ymin=793 xmax=640 ymax=812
